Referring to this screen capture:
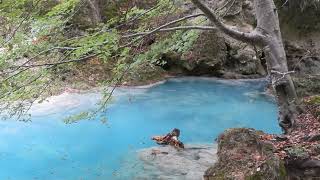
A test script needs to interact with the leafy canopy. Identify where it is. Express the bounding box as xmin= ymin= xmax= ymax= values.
xmin=0 ymin=0 xmax=201 ymax=121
